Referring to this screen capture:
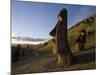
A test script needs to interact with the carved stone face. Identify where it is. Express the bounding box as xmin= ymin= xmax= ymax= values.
xmin=49 ymin=8 xmax=67 ymax=37
xmin=81 ymin=32 xmax=85 ymax=36
xmin=58 ymin=16 xmax=62 ymax=22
